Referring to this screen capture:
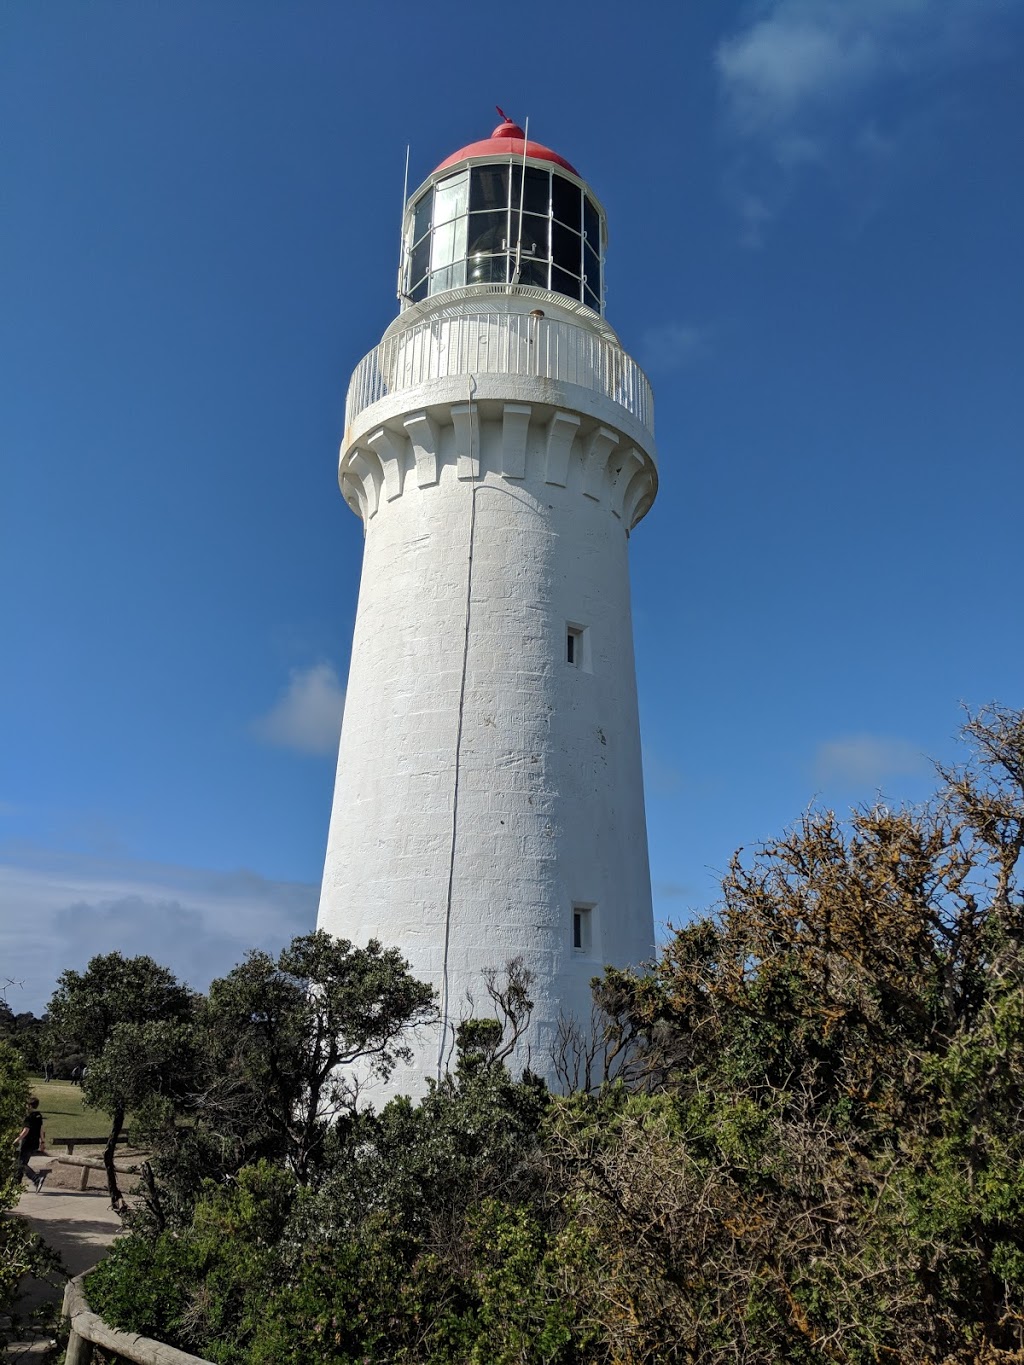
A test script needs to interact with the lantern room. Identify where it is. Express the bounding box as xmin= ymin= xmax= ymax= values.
xmin=401 ymin=116 xmax=606 ymax=314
